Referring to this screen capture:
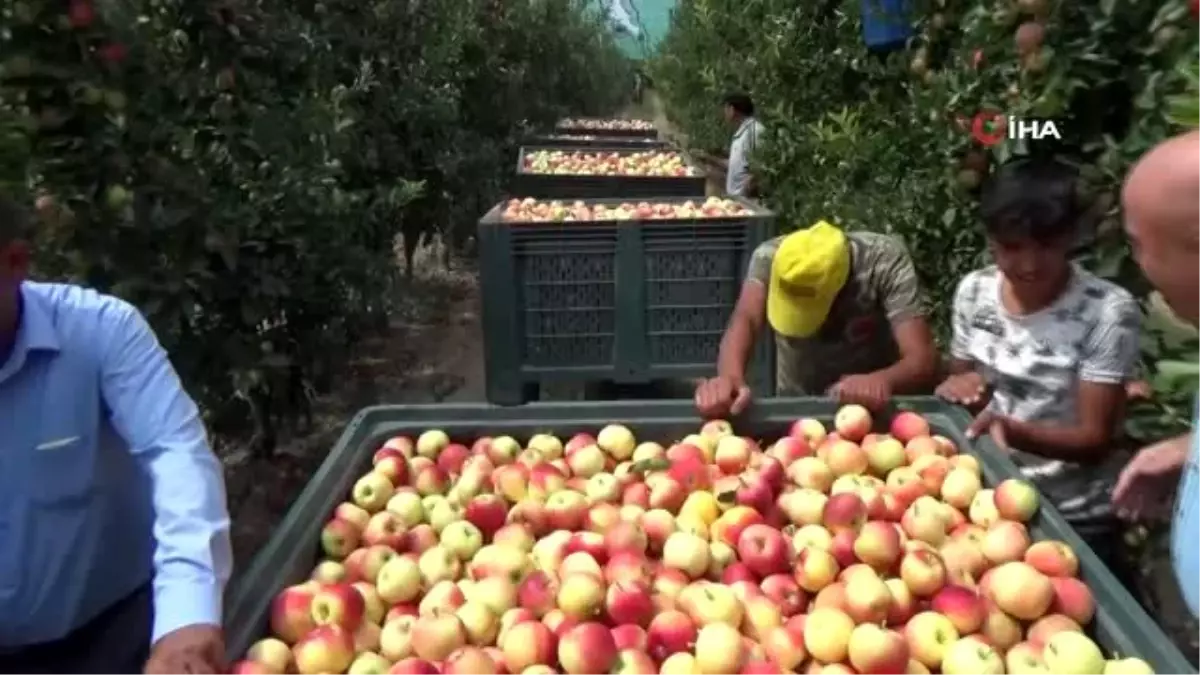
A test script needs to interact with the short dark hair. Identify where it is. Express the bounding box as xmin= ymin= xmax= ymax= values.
xmin=979 ymin=158 xmax=1081 ymax=243
xmin=0 ymin=193 xmax=30 ymax=247
xmin=723 ymin=92 xmax=754 ymax=117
